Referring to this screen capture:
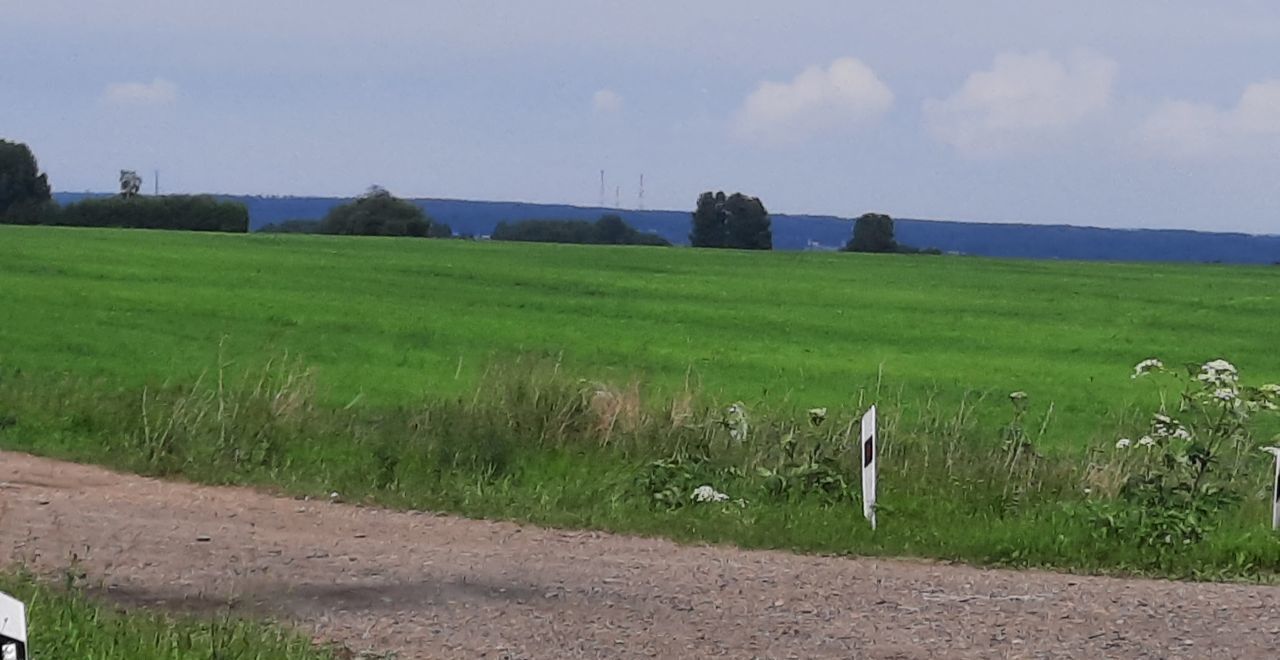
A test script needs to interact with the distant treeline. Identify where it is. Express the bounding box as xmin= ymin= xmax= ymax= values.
xmin=492 ymin=215 xmax=671 ymax=246
xmin=2 ymin=194 xmax=250 ymax=233
xmin=258 ymin=186 xmax=453 ymax=238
